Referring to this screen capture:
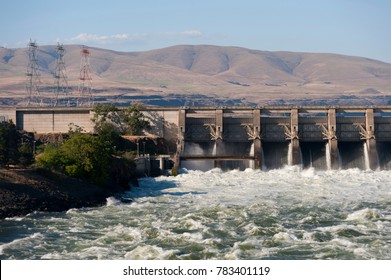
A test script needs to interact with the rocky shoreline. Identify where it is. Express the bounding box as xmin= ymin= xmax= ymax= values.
xmin=0 ymin=168 xmax=131 ymax=219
